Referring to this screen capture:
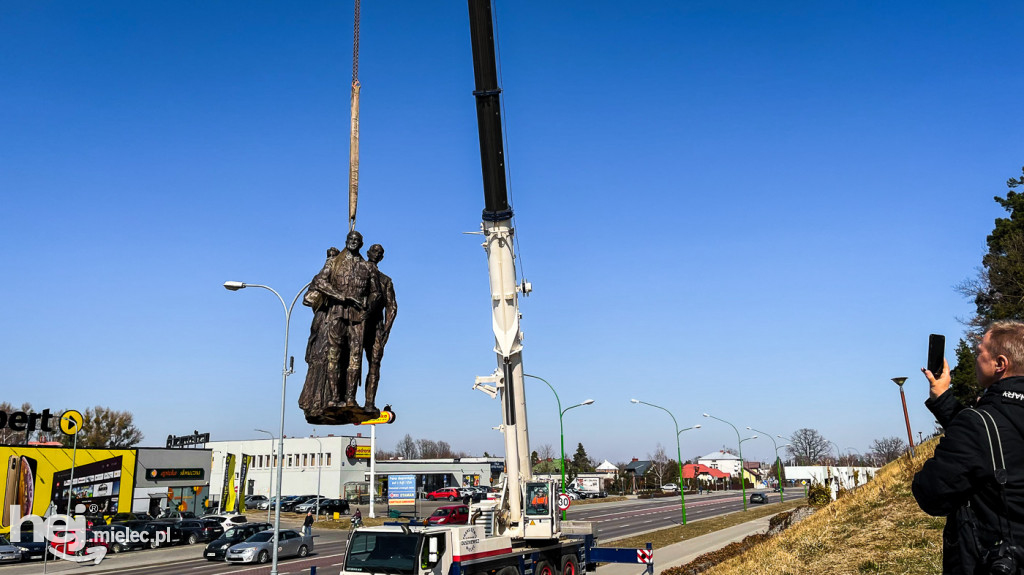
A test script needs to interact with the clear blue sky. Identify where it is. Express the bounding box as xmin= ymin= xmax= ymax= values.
xmin=2 ymin=1 xmax=1022 ymax=466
